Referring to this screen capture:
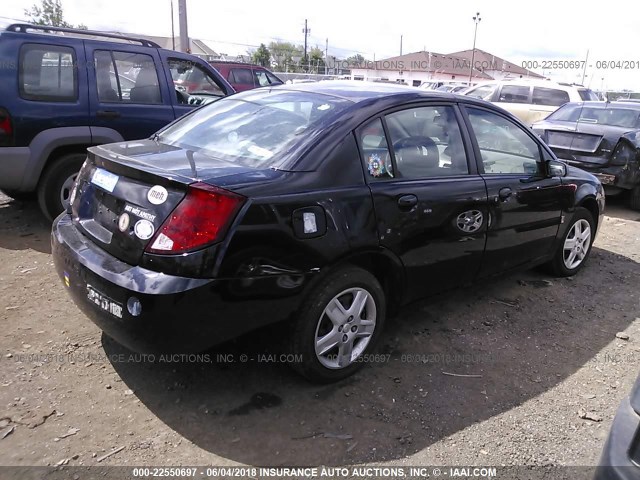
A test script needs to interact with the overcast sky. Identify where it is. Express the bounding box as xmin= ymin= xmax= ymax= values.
xmin=2 ymin=0 xmax=639 ymax=89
